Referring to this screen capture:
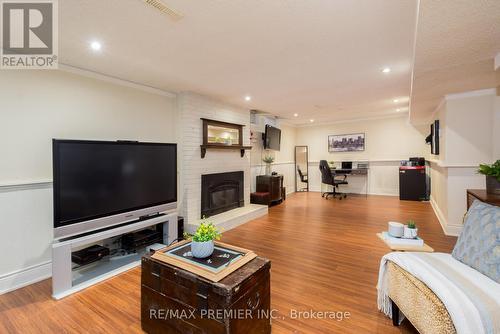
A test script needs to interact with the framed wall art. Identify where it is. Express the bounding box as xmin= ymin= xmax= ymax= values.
xmin=328 ymin=133 xmax=365 ymax=152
